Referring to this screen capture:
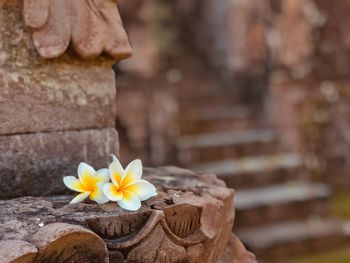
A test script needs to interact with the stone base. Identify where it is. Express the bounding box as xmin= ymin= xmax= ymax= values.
xmin=0 ymin=128 xmax=119 ymax=199
xmin=0 ymin=166 xmax=255 ymax=263
xmin=218 ymin=234 xmax=257 ymax=263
